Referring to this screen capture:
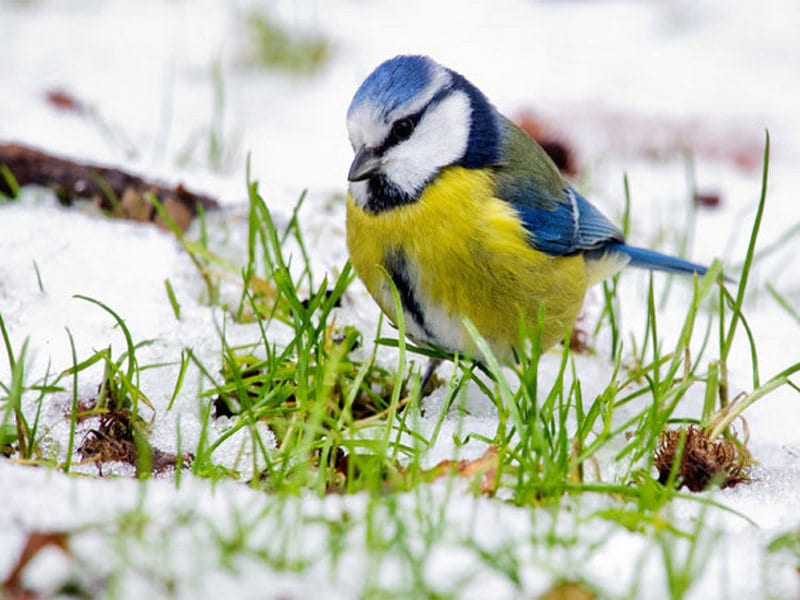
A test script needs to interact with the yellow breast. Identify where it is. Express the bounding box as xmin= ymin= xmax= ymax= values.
xmin=346 ymin=167 xmax=589 ymax=361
